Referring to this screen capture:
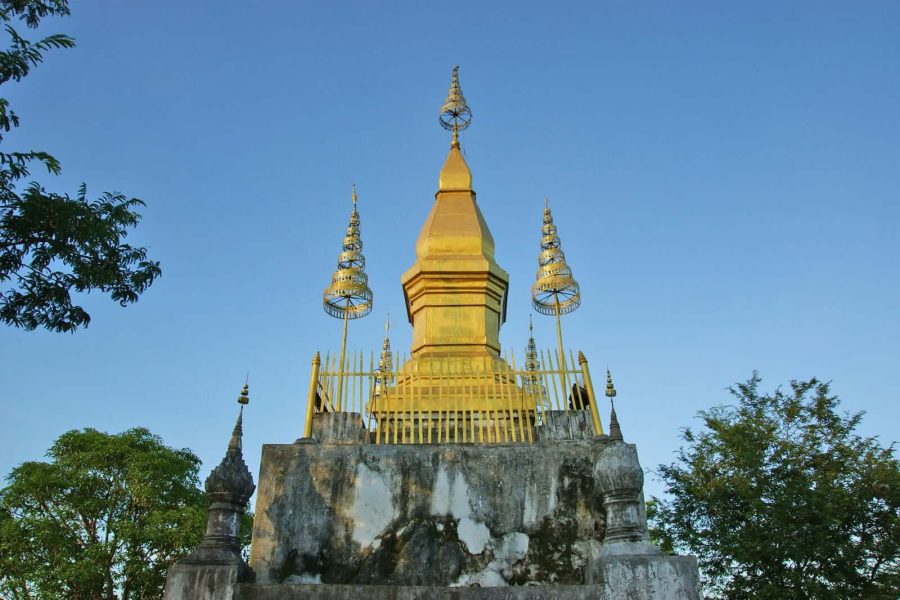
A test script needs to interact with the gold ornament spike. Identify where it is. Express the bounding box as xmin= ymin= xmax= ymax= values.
xmin=531 ymin=198 xmax=581 ymax=401
xmin=377 ymin=313 xmax=394 ymax=387
xmin=324 ymin=185 xmax=373 ymax=409
xmin=439 ymin=65 xmax=472 ymax=147
xmin=237 ymin=382 xmax=250 ymax=405
xmin=523 ymin=314 xmax=549 ymax=412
